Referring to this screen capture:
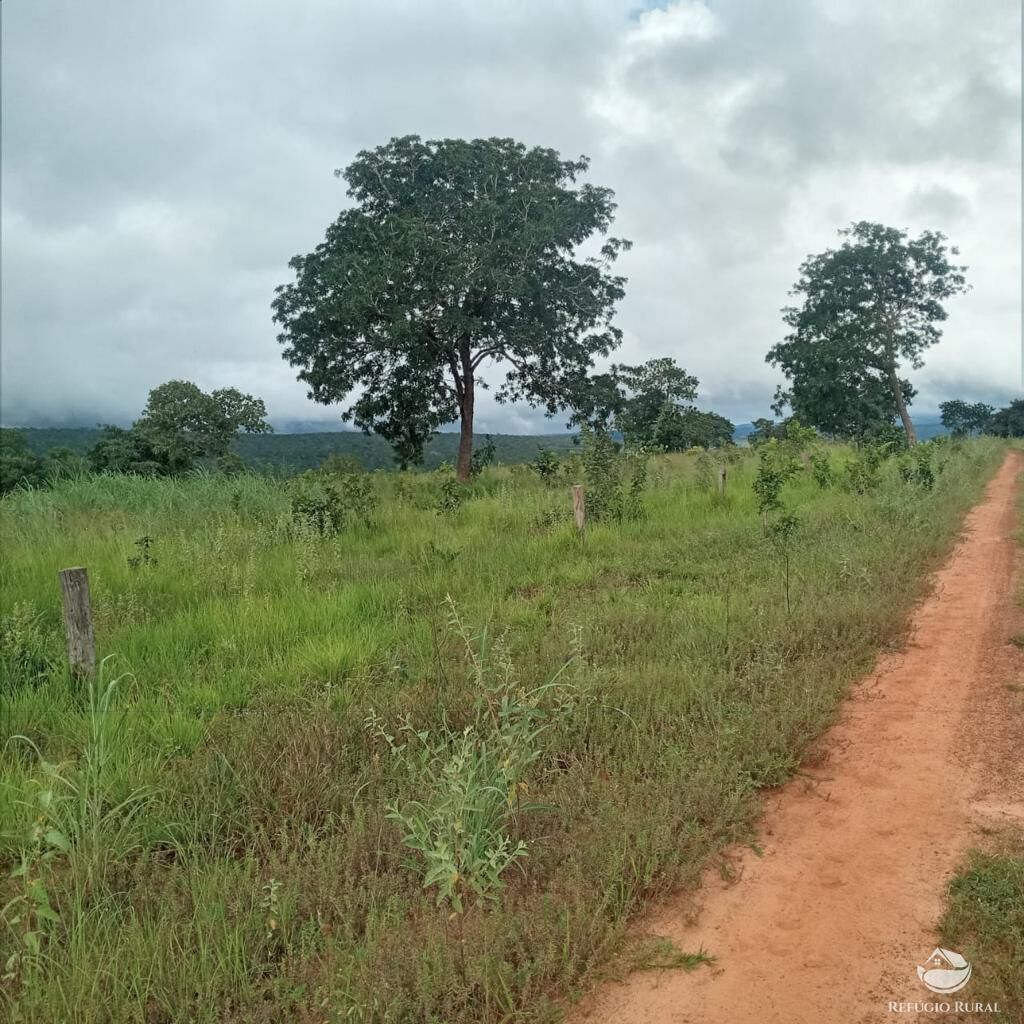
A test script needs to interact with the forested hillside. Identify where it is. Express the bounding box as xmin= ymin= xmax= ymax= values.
xmin=12 ymin=427 xmax=583 ymax=473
